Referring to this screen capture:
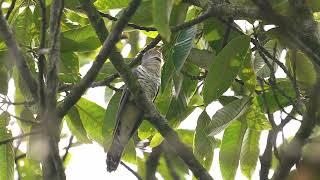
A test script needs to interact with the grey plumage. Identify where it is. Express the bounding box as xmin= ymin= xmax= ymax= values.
xmin=107 ymin=48 xmax=163 ymax=172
